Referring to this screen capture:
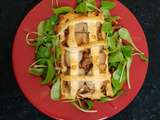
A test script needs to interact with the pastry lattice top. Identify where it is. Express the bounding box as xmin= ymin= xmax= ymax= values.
xmin=55 ymin=12 xmax=113 ymax=99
